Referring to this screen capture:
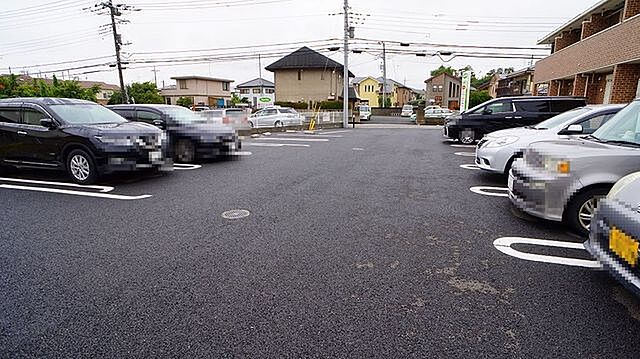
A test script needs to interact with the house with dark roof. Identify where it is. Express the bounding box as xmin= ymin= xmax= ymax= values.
xmin=265 ymin=47 xmax=355 ymax=106
xmin=235 ymin=77 xmax=275 ymax=108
